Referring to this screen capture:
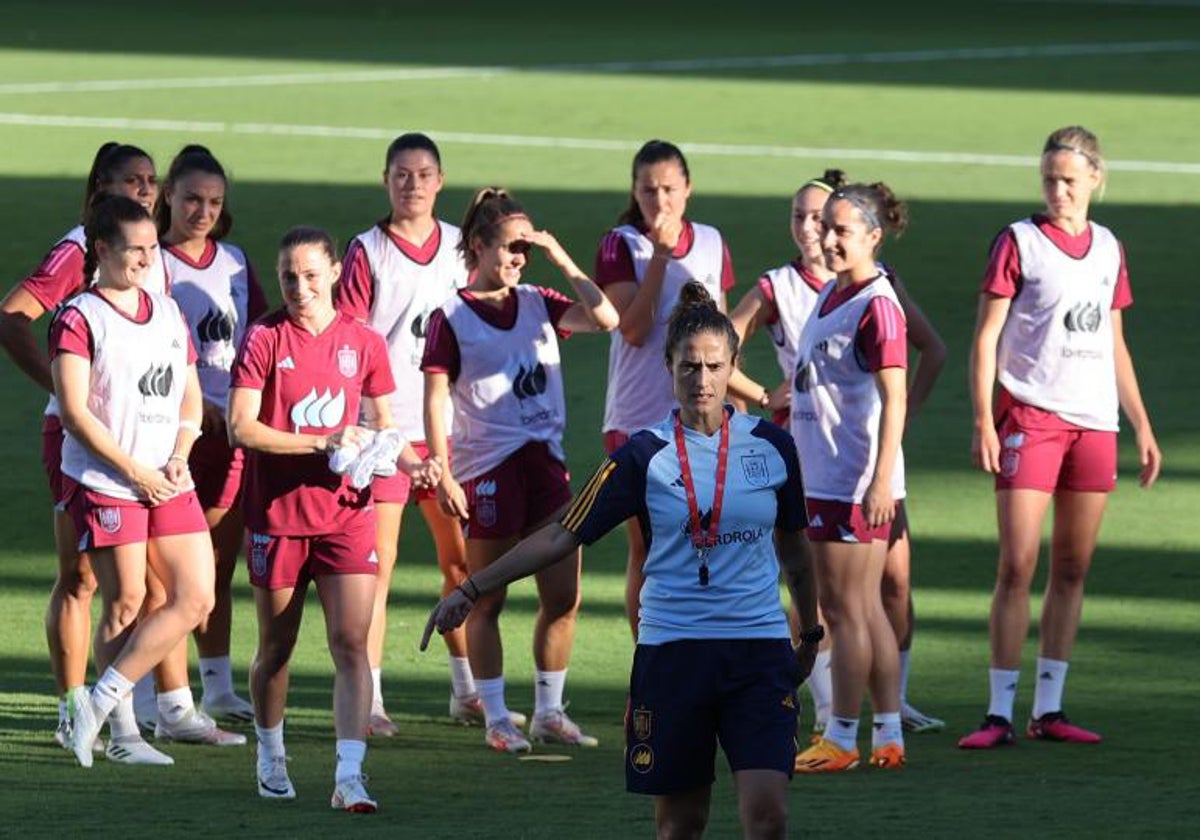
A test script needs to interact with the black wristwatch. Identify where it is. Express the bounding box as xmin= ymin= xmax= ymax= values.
xmin=798 ymin=625 xmax=825 ymax=645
